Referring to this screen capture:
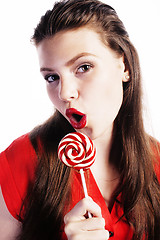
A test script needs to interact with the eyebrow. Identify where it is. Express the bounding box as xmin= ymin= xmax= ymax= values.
xmin=65 ymin=52 xmax=96 ymax=66
xmin=40 ymin=67 xmax=54 ymax=72
xmin=40 ymin=52 xmax=96 ymax=72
